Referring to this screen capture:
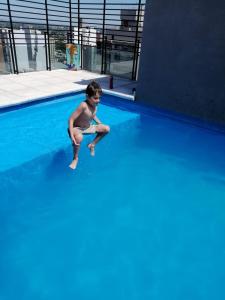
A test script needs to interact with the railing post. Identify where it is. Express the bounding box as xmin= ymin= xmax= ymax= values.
xmin=7 ymin=0 xmax=18 ymax=74
xmin=45 ymin=0 xmax=51 ymax=70
xmin=80 ymin=33 xmax=83 ymax=69
xmin=8 ymin=30 xmax=15 ymax=74
xmin=78 ymin=0 xmax=80 ymax=43
xmin=69 ymin=0 xmax=73 ymax=43
xmin=101 ymin=0 xmax=106 ymax=74
xmin=132 ymin=0 xmax=142 ymax=80
xmin=44 ymin=32 xmax=49 ymax=70
xmin=104 ymin=36 xmax=107 ymax=74
xmin=134 ymin=39 xmax=140 ymax=80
